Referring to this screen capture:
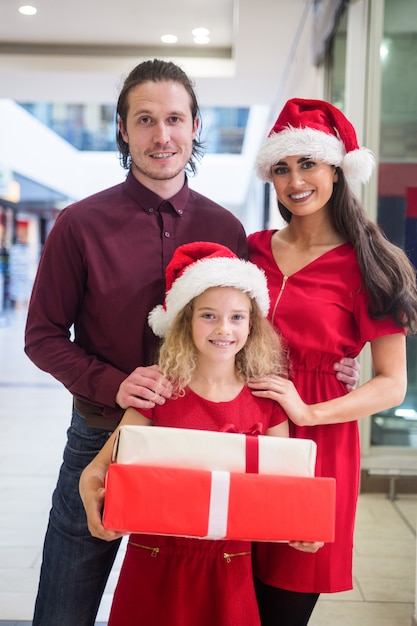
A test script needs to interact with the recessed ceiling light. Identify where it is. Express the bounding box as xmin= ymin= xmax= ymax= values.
xmin=193 ymin=36 xmax=210 ymax=45
xmin=18 ymin=5 xmax=37 ymax=15
xmin=192 ymin=27 xmax=210 ymax=37
xmin=161 ymin=34 xmax=178 ymax=44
